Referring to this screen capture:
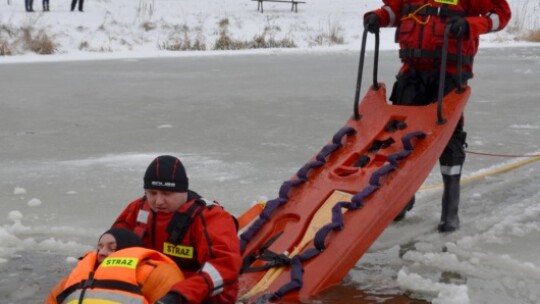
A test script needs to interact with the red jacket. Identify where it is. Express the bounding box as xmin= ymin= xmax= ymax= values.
xmin=113 ymin=194 xmax=241 ymax=304
xmin=367 ymin=0 xmax=511 ymax=76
